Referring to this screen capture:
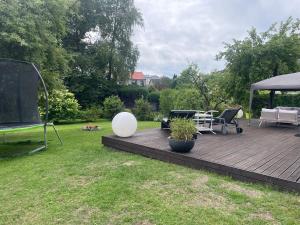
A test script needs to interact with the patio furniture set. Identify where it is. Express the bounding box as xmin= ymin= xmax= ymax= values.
xmin=161 ymin=108 xmax=243 ymax=135
xmin=260 ymin=107 xmax=300 ymax=127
